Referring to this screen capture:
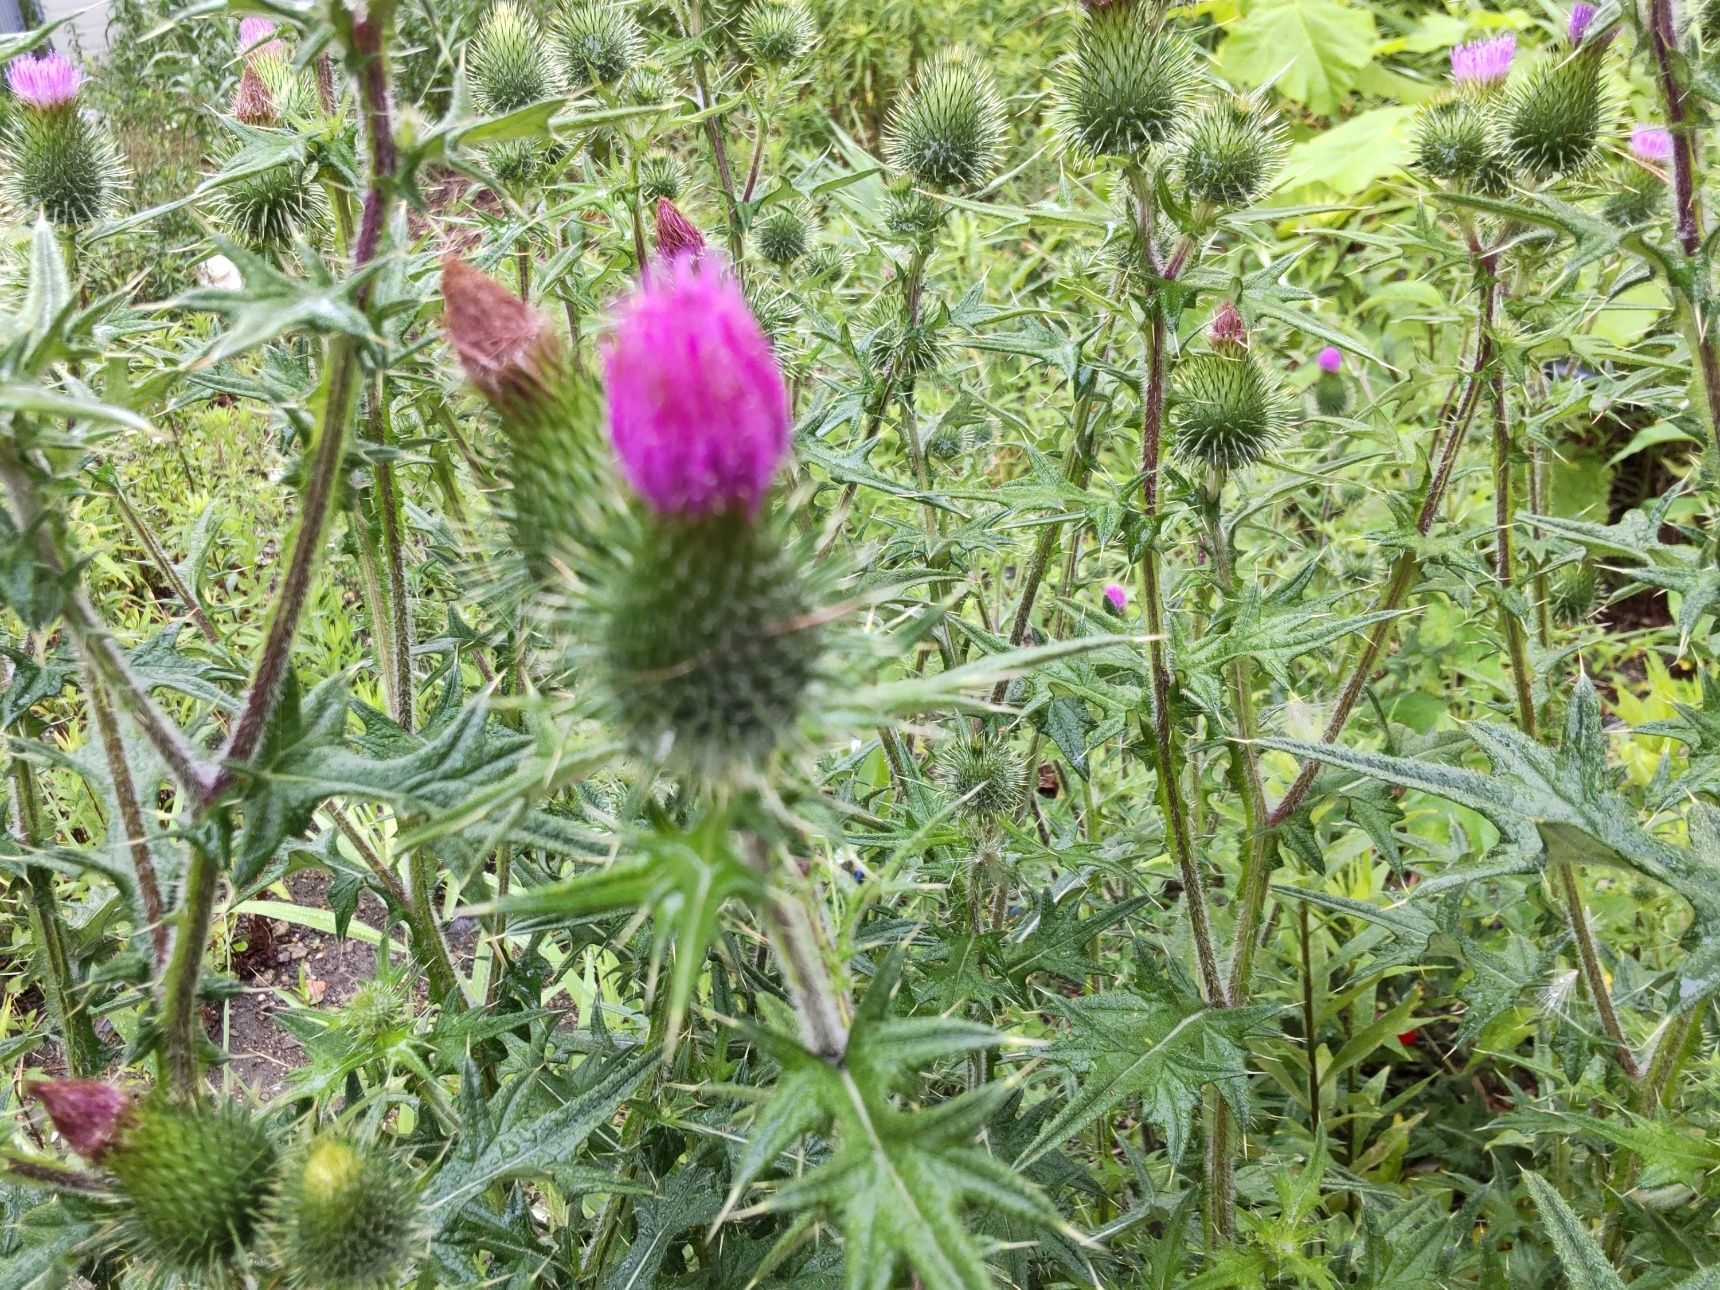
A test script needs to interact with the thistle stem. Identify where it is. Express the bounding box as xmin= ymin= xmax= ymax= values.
xmin=1267 ymin=256 xmax=1498 ymax=827
xmin=1125 ymin=167 xmax=1227 ymax=1011
xmin=160 ymin=830 xmax=222 ymax=1098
